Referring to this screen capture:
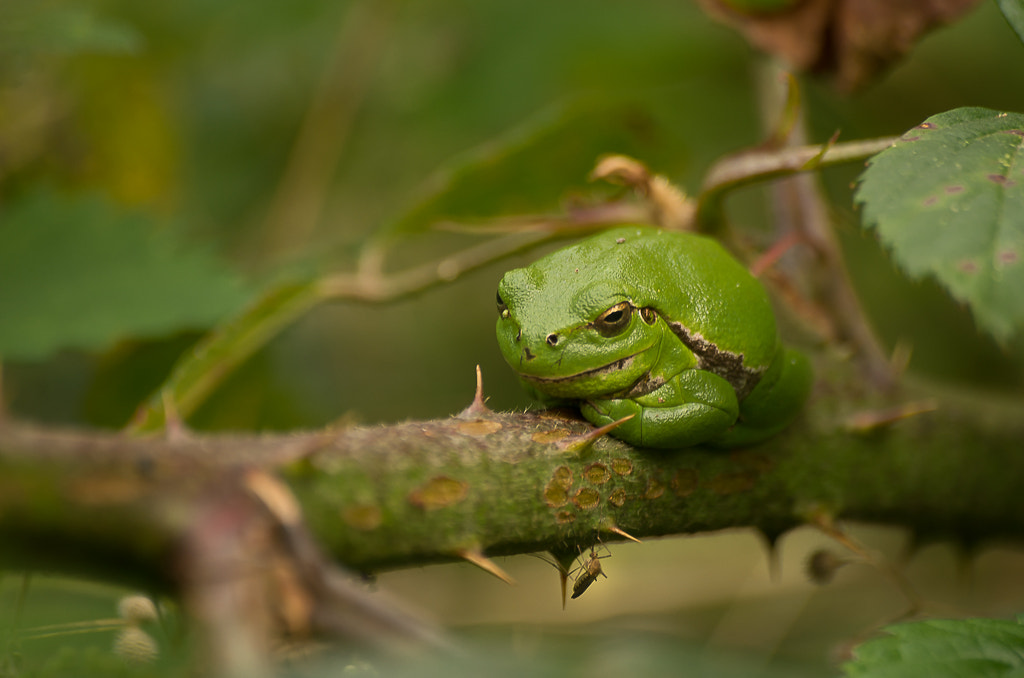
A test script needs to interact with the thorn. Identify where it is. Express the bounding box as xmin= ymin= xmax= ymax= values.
xmin=902 ymin=527 xmax=944 ymax=564
xmin=844 ymin=399 xmax=938 ymax=433
xmin=808 ymin=508 xmax=925 ymax=614
xmin=557 ymin=415 xmax=634 ymax=454
xmin=243 ymin=469 xmax=303 ymax=526
xmin=560 ymin=572 xmax=568 ymax=610
xmin=766 ymin=543 xmax=781 ymax=583
xmin=949 ymin=534 xmax=981 ymax=586
xmin=753 ymin=527 xmax=785 ymax=582
xmin=799 ymin=129 xmax=841 ymax=171
xmin=161 ymin=390 xmax=190 ymax=442
xmin=550 ymin=551 xmax=577 ymax=610
xmin=456 ymin=548 xmax=515 ymax=585
xmin=459 ymin=365 xmax=492 ymax=418
xmin=601 ymin=521 xmax=642 ymax=544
